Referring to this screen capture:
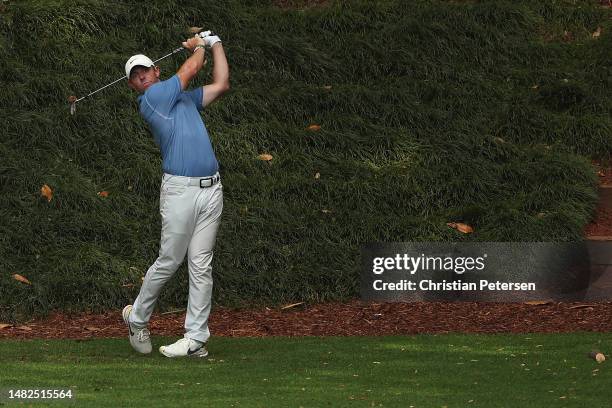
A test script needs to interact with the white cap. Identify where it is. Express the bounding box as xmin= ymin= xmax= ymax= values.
xmin=125 ymin=54 xmax=154 ymax=78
